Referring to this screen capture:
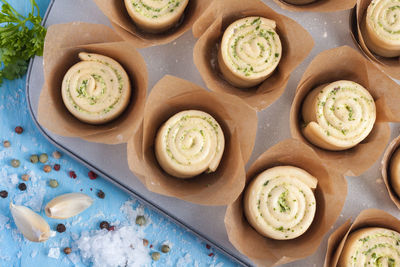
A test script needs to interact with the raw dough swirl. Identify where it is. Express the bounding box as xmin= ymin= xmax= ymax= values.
xmin=338 ymin=227 xmax=400 ymax=267
xmin=124 ymin=0 xmax=189 ymax=33
xmin=61 ymin=52 xmax=131 ymax=125
xmin=155 ymin=110 xmax=225 ymax=178
xmin=244 ymin=166 xmax=317 ymax=240
xmin=218 ymin=16 xmax=282 ymax=88
xmin=362 ymin=0 xmax=400 ymax=57
xmin=390 ymin=147 xmax=400 ymax=197
xmin=301 ymin=80 xmax=376 ymax=151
